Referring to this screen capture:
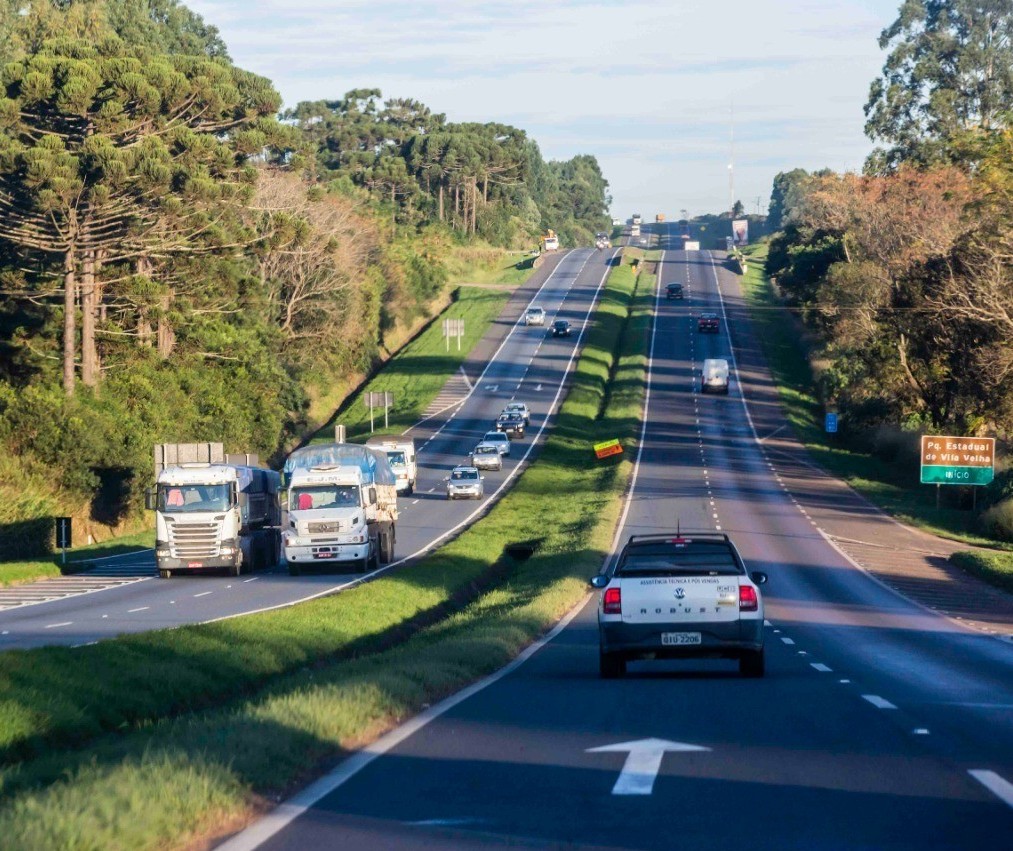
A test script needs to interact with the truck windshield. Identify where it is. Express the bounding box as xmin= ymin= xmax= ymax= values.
xmin=386 ymin=451 xmax=407 ymax=468
xmin=158 ymin=483 xmax=231 ymax=513
xmin=289 ymin=485 xmax=360 ymax=510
